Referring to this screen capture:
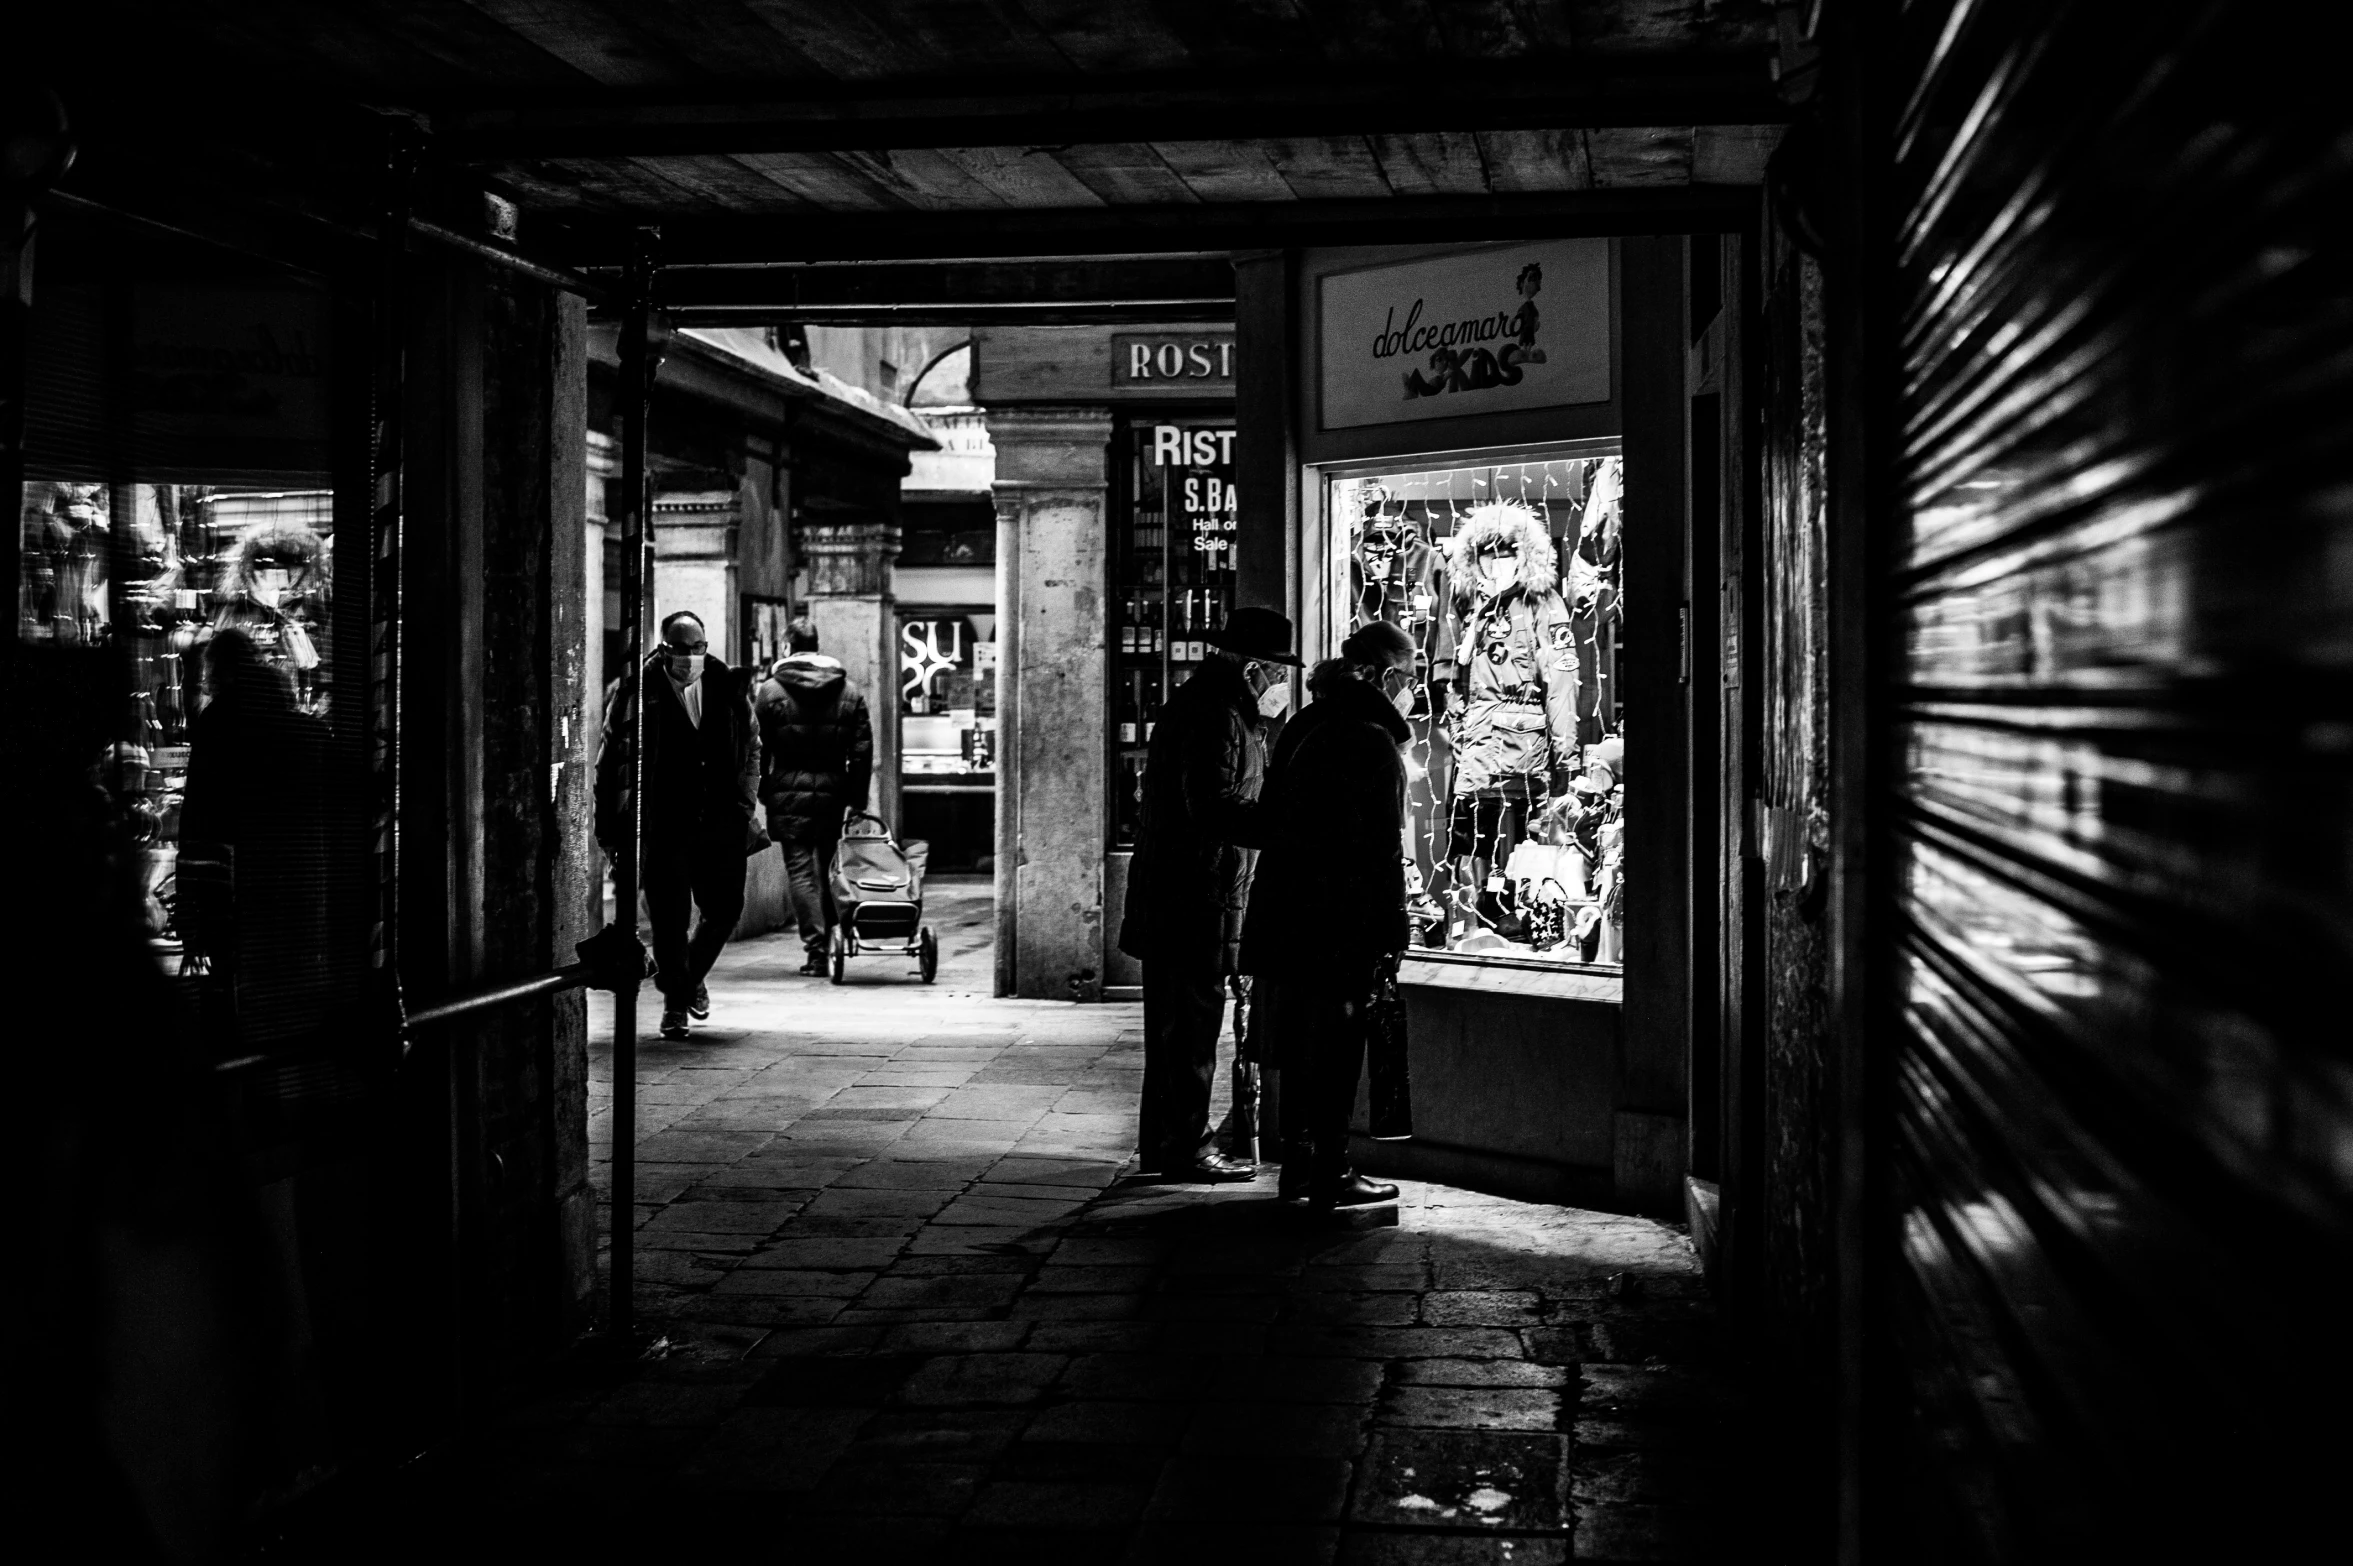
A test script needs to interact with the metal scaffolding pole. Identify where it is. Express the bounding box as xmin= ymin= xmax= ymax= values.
xmin=608 ymin=227 xmax=661 ymax=1338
